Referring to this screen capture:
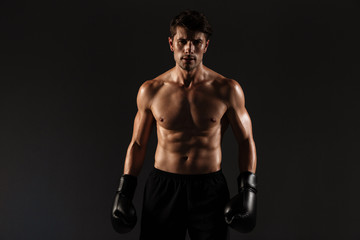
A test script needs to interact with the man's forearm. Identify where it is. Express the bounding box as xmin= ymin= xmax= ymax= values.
xmin=123 ymin=141 xmax=147 ymax=176
xmin=238 ymin=138 xmax=257 ymax=173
